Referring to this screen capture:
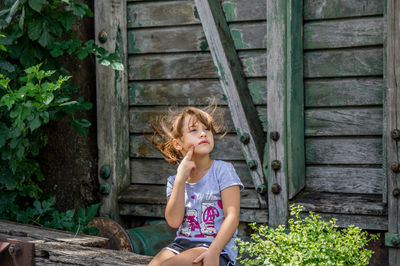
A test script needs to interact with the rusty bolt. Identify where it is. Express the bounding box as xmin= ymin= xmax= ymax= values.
xmin=391 ymin=129 xmax=400 ymax=141
xmin=393 ymin=188 xmax=400 ymax=198
xmin=8 ymin=244 xmax=21 ymax=256
xmin=247 ymin=160 xmax=258 ymax=170
xmin=240 ymin=133 xmax=250 ymax=144
xmin=98 ymin=30 xmax=108 ymax=43
xmin=100 ymin=165 xmax=111 ymax=179
xmin=270 ymin=131 xmax=280 ymax=141
xmin=391 ymin=163 xmax=400 ymax=173
xmin=256 ymin=184 xmax=266 ymax=194
xmin=271 ymin=183 xmax=281 ymax=194
xmin=100 ymin=182 xmax=111 ymax=195
xmin=271 ymin=160 xmax=281 ymax=171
